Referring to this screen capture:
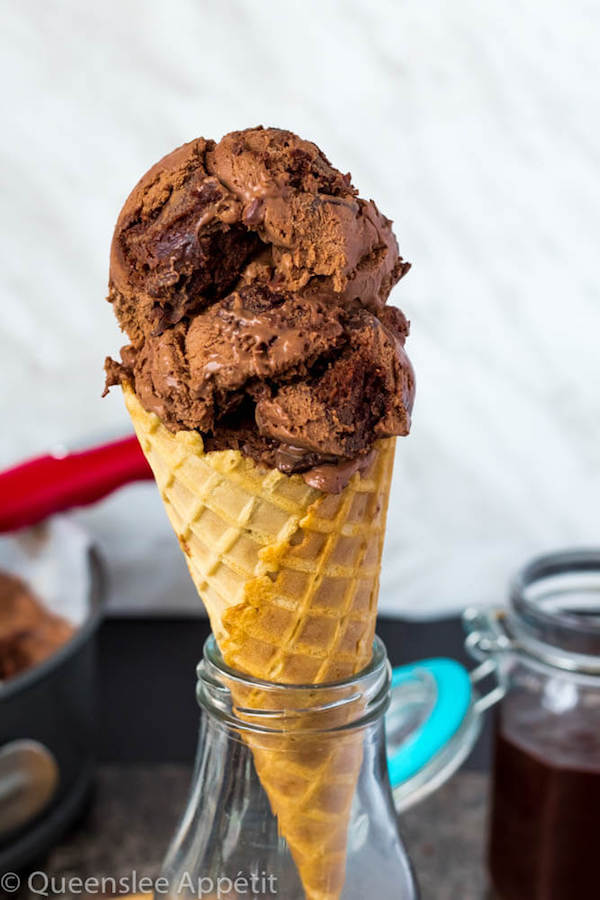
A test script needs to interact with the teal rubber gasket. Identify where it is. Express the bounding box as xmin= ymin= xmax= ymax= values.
xmin=386 ymin=658 xmax=472 ymax=787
